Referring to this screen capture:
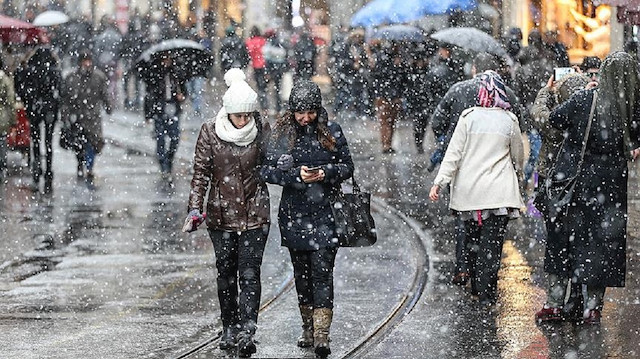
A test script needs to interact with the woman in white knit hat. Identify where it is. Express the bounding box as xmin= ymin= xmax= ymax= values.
xmin=185 ymin=68 xmax=270 ymax=357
